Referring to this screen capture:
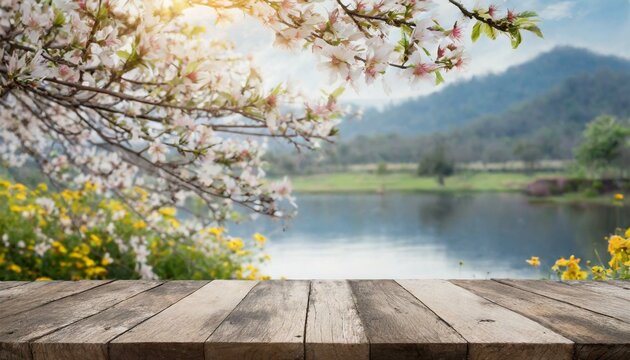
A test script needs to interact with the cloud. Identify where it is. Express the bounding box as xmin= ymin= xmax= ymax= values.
xmin=540 ymin=1 xmax=575 ymax=20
